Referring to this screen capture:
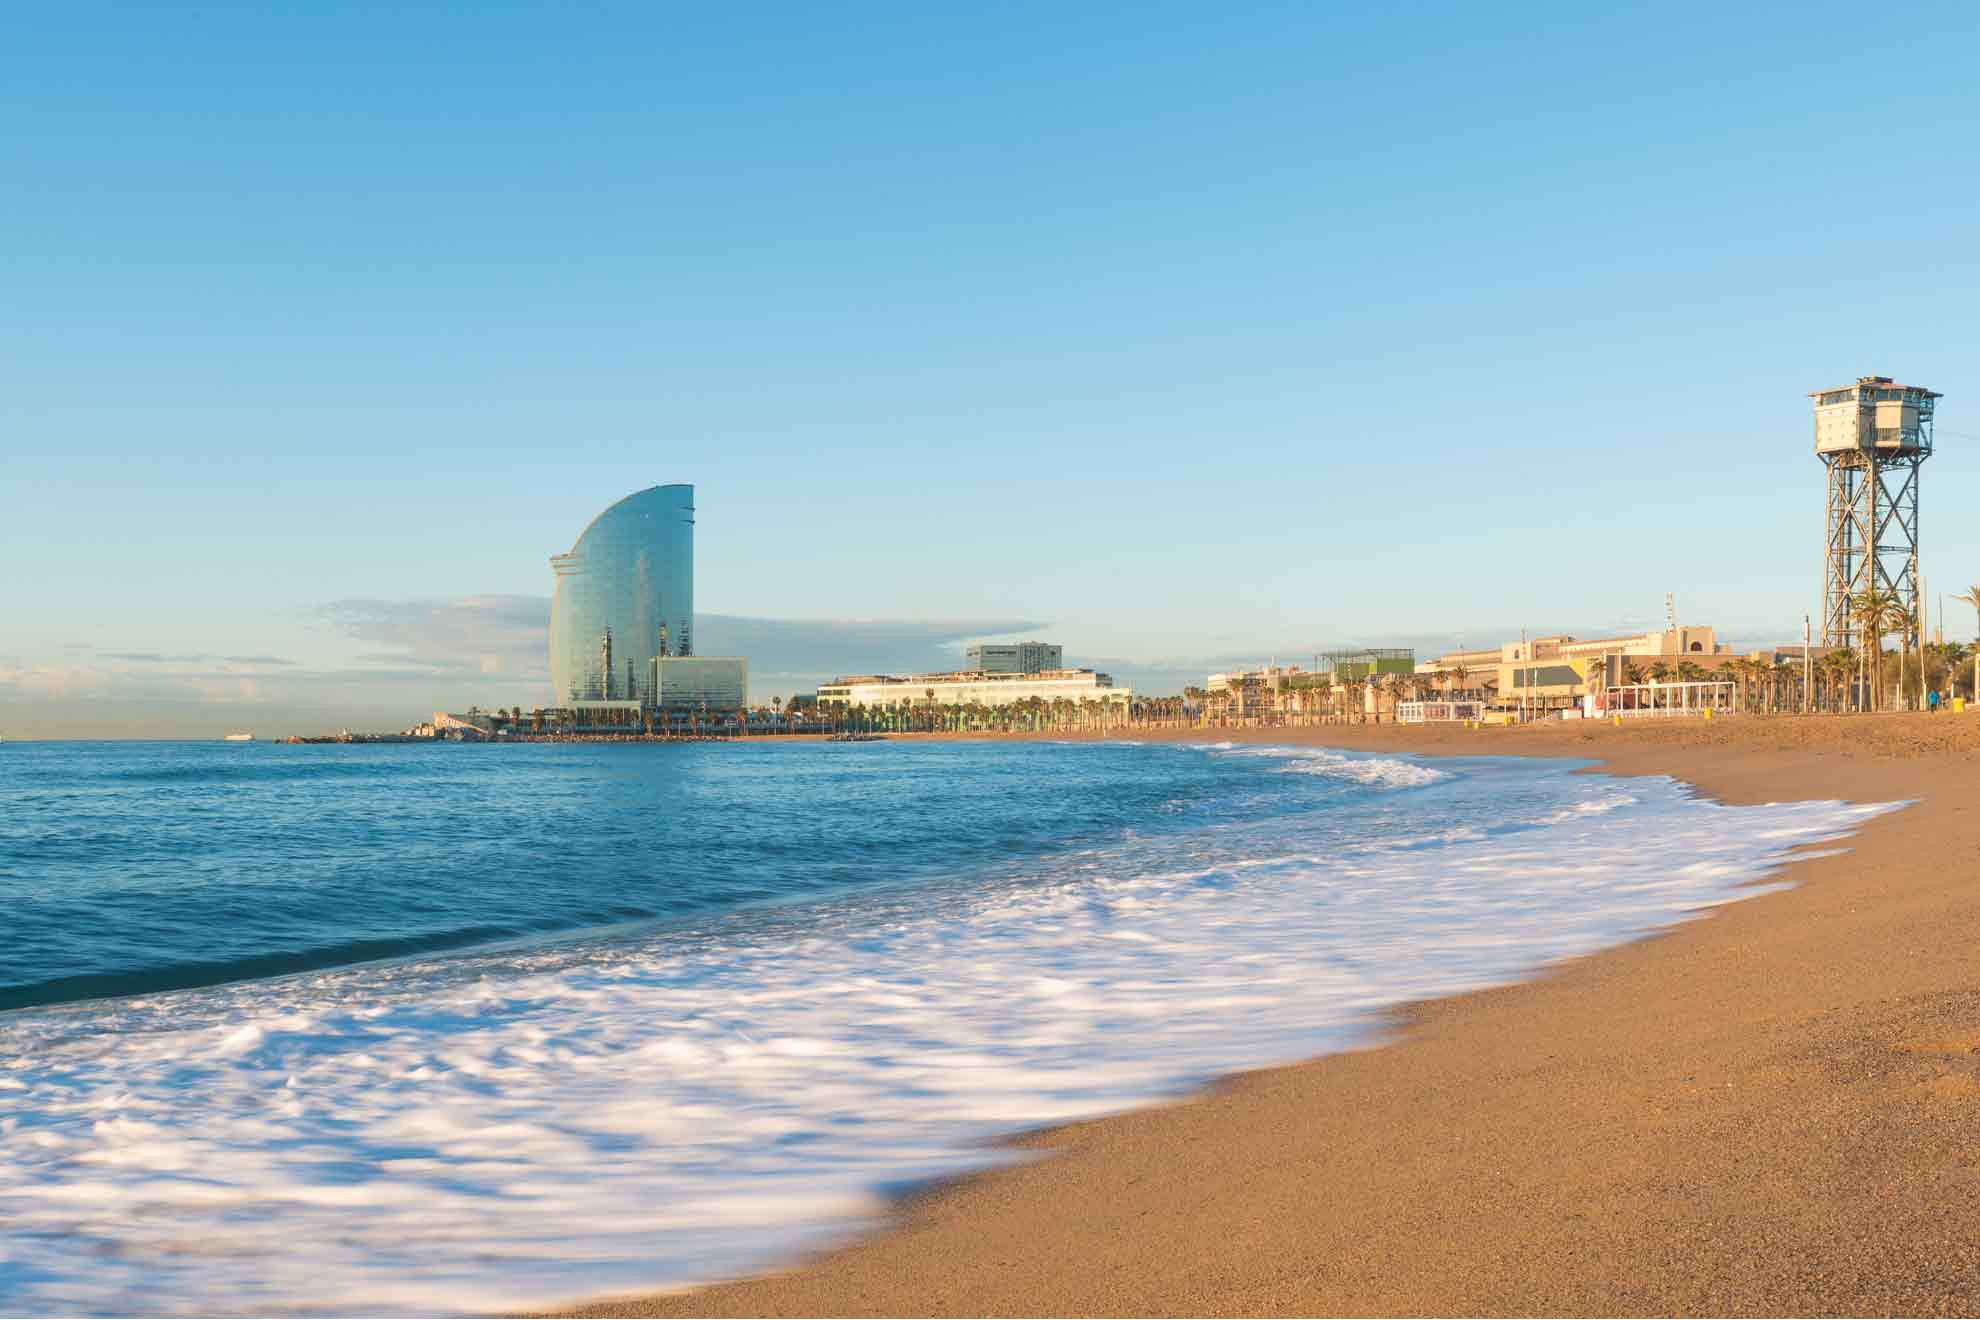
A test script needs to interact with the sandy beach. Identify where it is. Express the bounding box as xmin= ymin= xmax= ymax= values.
xmin=561 ymin=715 xmax=1980 ymax=1317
